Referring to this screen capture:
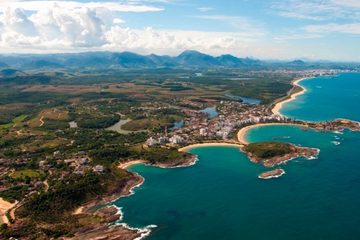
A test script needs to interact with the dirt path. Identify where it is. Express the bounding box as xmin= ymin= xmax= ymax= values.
xmin=43 ymin=180 xmax=49 ymax=192
xmin=39 ymin=116 xmax=45 ymax=127
xmin=0 ymin=198 xmax=17 ymax=225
